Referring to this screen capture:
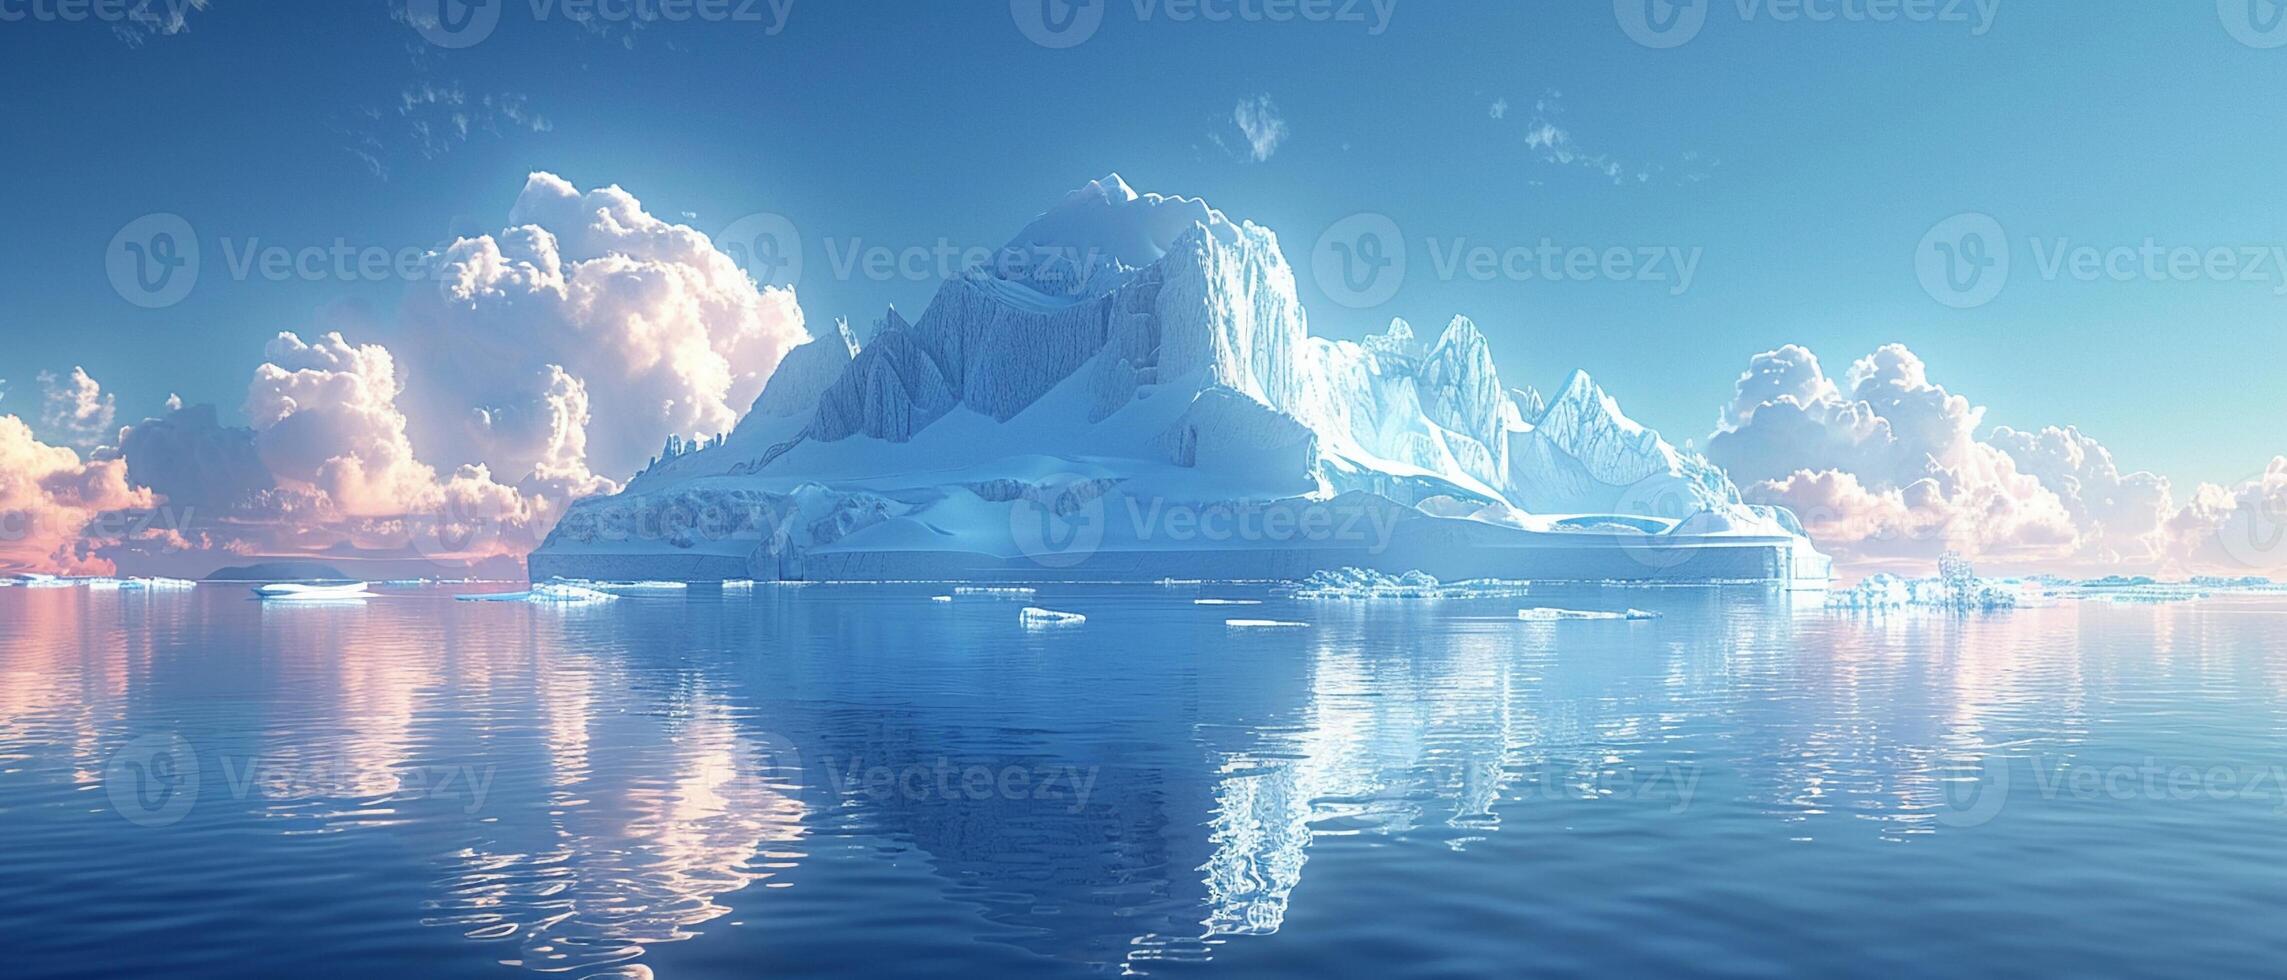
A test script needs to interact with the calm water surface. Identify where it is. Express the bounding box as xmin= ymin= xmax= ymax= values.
xmin=3 ymin=583 xmax=2284 ymax=978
